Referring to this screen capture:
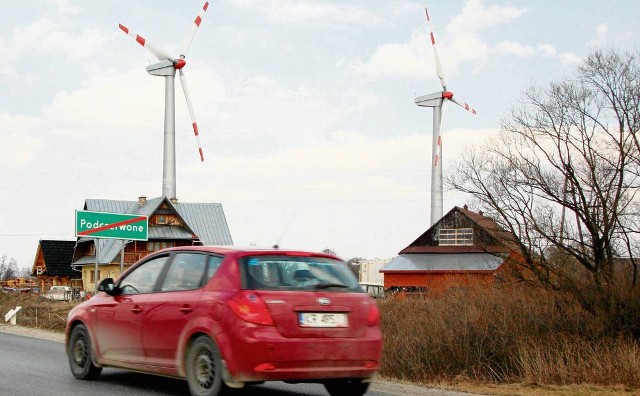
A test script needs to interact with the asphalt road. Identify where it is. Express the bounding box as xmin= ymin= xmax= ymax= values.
xmin=0 ymin=329 xmax=483 ymax=396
